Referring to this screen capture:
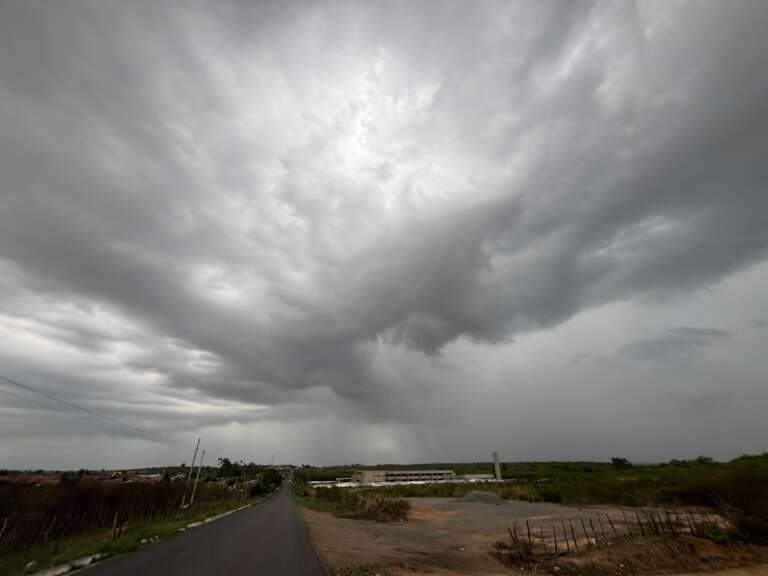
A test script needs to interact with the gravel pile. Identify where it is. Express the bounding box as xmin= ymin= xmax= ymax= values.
xmin=459 ymin=491 xmax=506 ymax=505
